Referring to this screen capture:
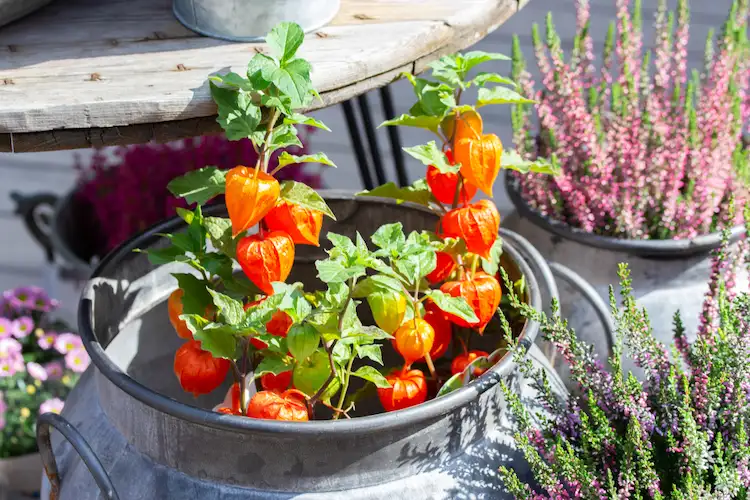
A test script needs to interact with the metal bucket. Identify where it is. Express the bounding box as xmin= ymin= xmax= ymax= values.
xmin=504 ymin=176 xmax=748 ymax=381
xmin=172 ymin=0 xmax=341 ymax=42
xmin=36 ymin=193 xmax=607 ymax=499
xmin=0 ymin=0 xmax=52 ymax=28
